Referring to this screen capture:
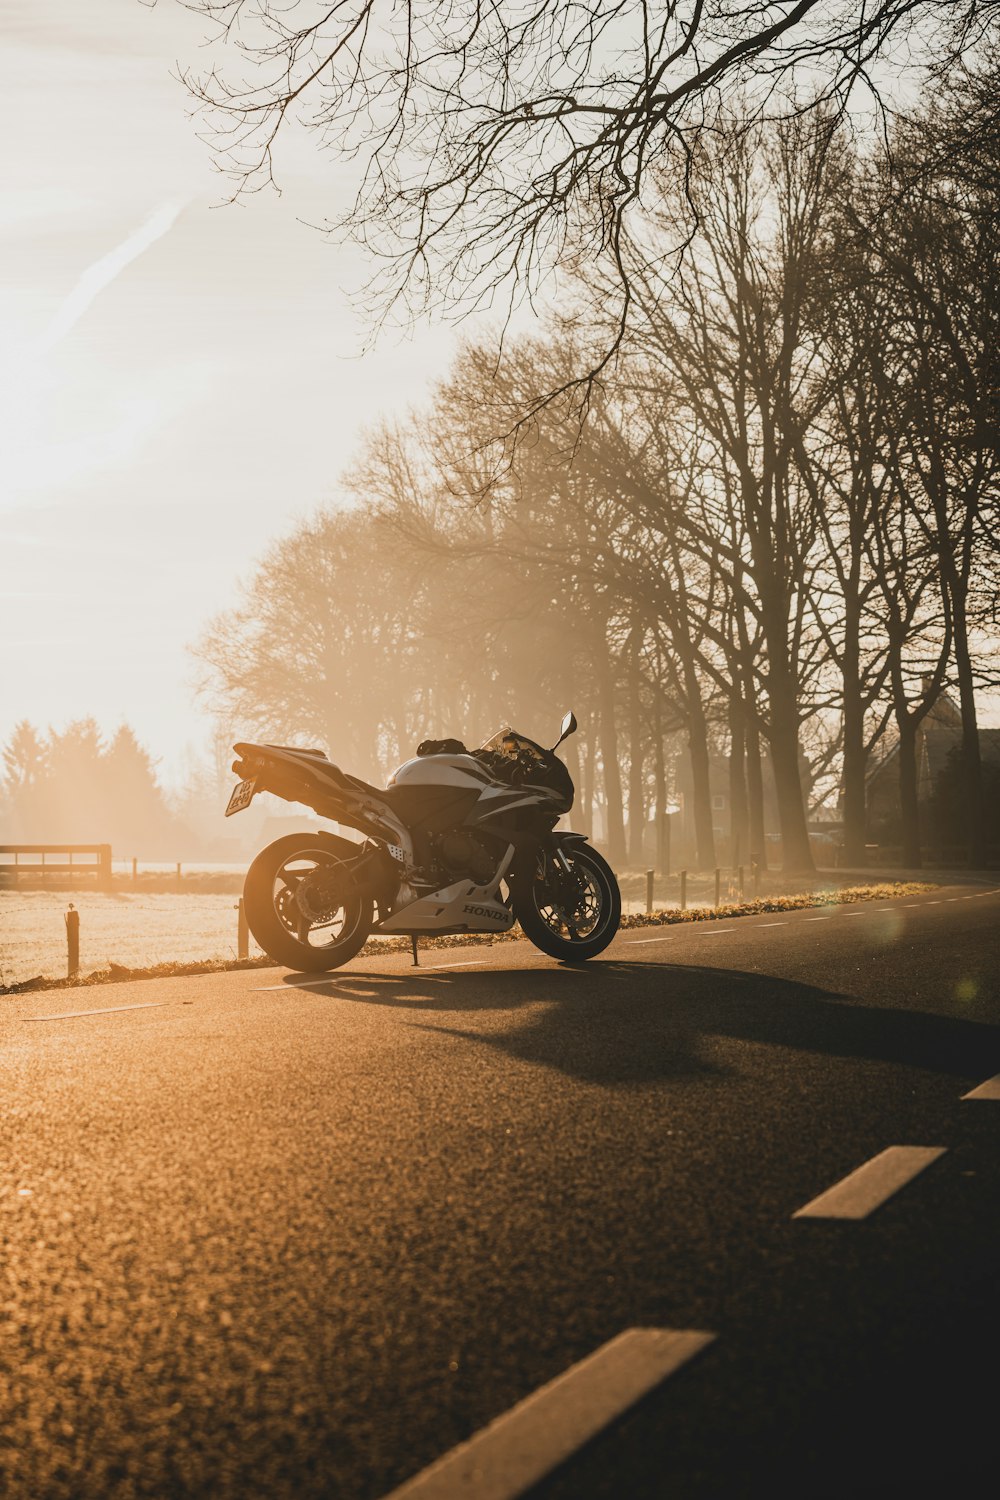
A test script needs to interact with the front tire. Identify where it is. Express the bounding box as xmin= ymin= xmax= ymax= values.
xmin=512 ymin=841 xmax=621 ymax=961
xmin=243 ymin=833 xmax=373 ymax=972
